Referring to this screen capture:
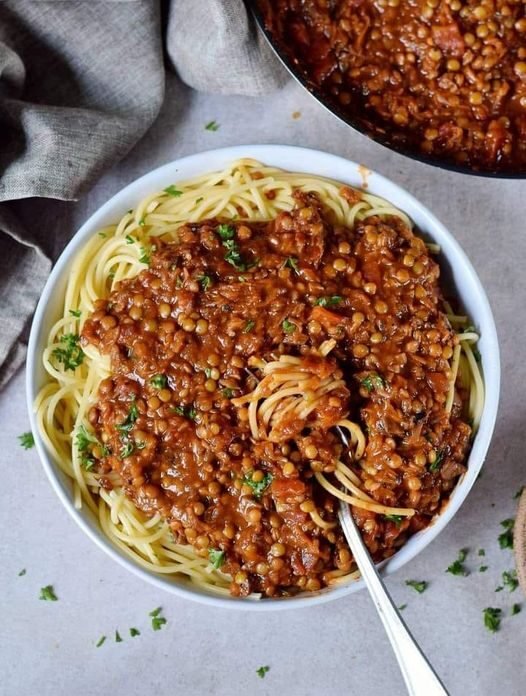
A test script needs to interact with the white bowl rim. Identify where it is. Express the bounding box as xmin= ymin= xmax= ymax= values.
xmin=26 ymin=144 xmax=500 ymax=611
